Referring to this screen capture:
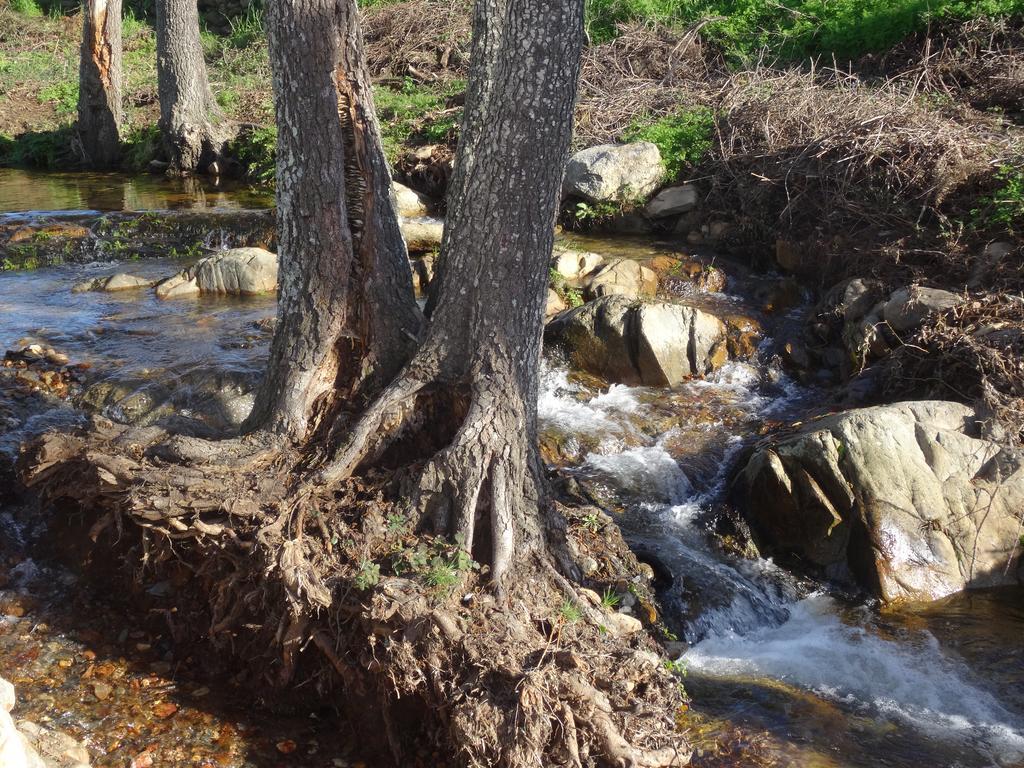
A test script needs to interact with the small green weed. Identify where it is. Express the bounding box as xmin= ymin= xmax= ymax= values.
xmin=9 ymin=0 xmax=43 ymax=17
xmin=227 ymin=124 xmax=276 ymax=183
xmin=559 ymin=600 xmax=582 ymax=623
xmin=971 ymin=164 xmax=1024 ymax=233
xmin=354 ymin=559 xmax=381 ymax=591
xmin=600 ymin=588 xmax=621 ymax=609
